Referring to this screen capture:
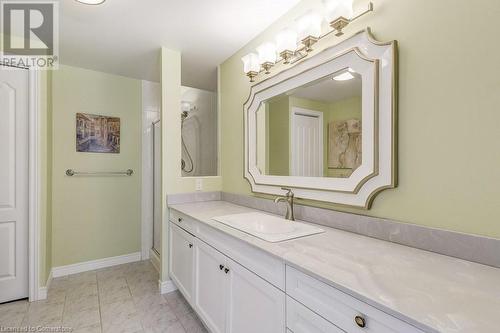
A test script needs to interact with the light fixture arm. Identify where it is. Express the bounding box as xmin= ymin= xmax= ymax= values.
xmin=350 ymin=2 xmax=374 ymax=22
